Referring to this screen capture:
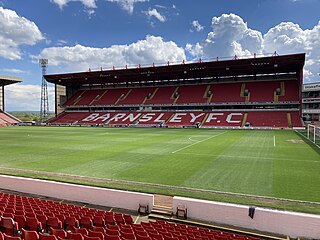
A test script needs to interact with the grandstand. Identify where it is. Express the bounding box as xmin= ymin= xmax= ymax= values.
xmin=1 ymin=53 xmax=320 ymax=240
xmin=45 ymin=54 xmax=305 ymax=128
xmin=0 ymin=76 xmax=22 ymax=126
